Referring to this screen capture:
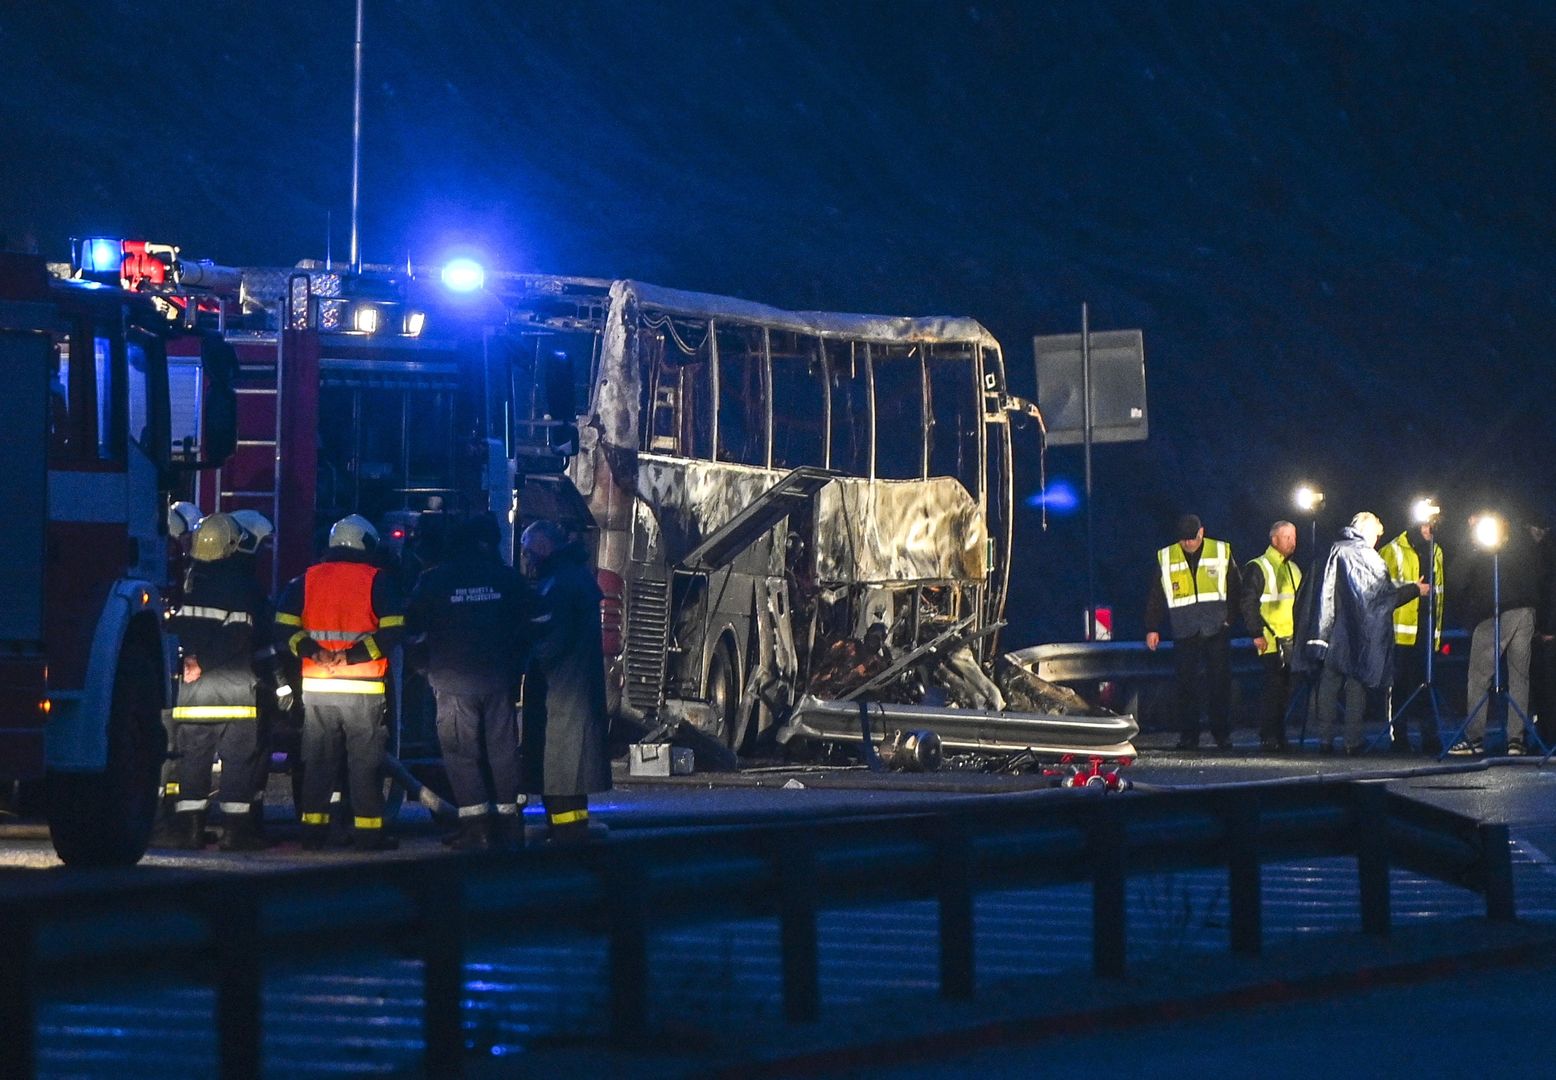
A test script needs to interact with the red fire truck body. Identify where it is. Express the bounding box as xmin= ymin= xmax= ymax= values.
xmin=0 ymin=250 xmax=236 ymax=864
